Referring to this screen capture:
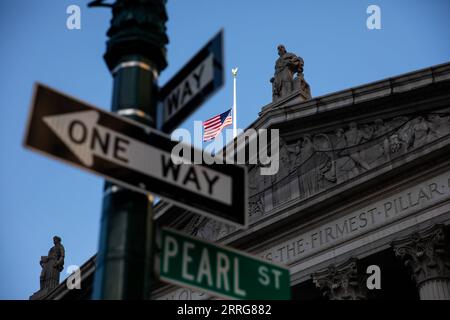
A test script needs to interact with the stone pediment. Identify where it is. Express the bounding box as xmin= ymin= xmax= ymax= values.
xmin=179 ymin=62 xmax=450 ymax=245
xmin=247 ymin=110 xmax=450 ymax=217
